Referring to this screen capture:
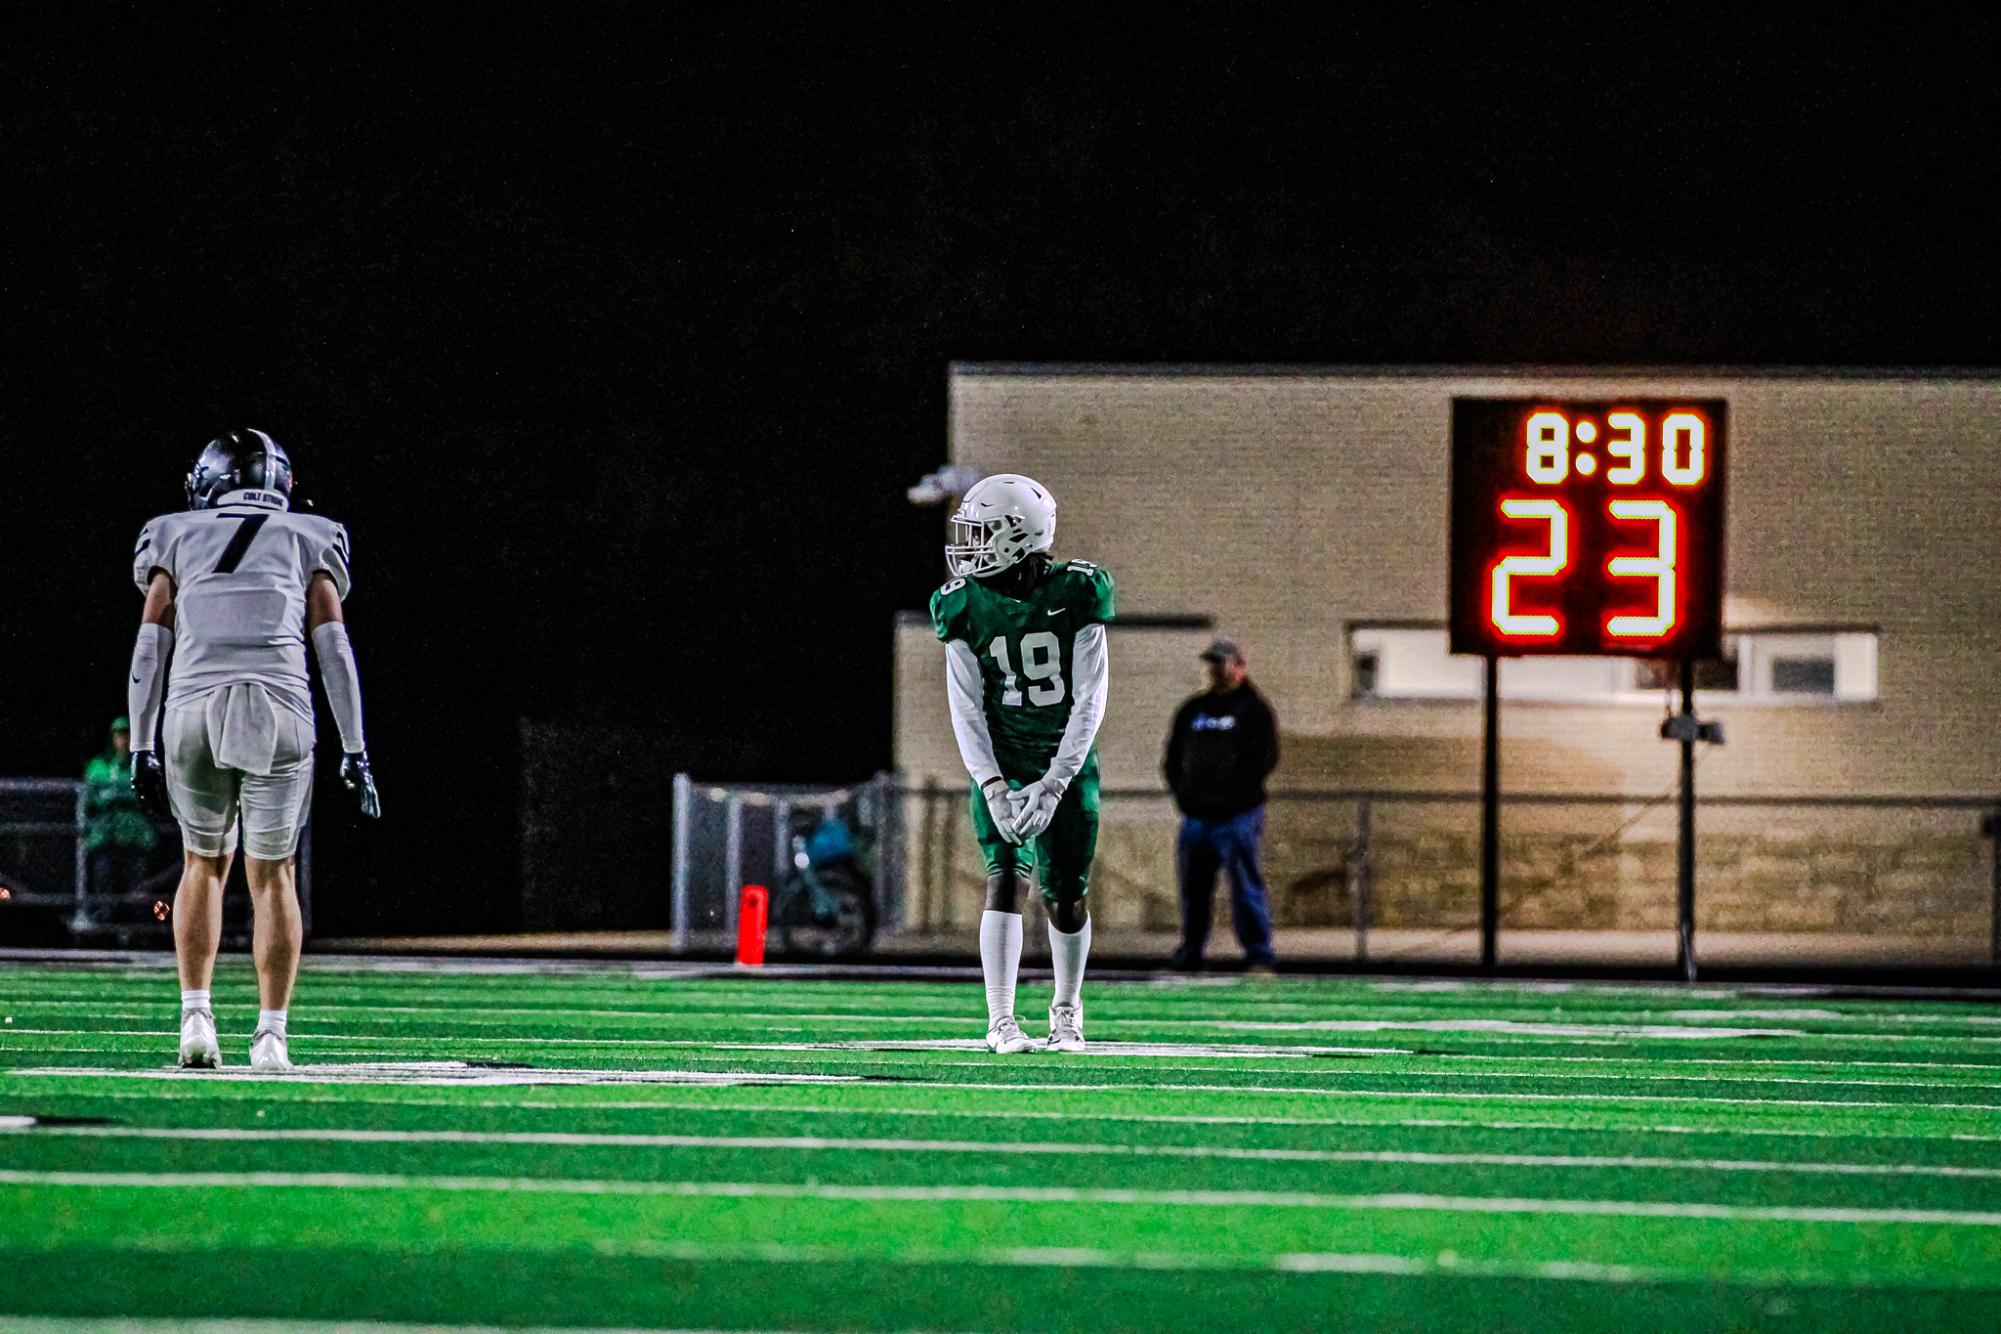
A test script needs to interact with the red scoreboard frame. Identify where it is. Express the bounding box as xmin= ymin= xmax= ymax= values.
xmin=1448 ymin=398 xmax=1728 ymax=660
